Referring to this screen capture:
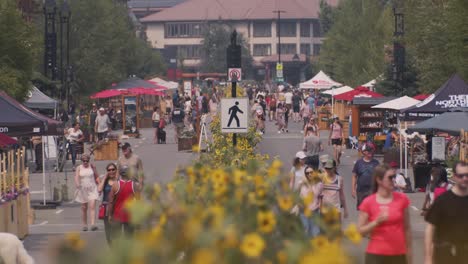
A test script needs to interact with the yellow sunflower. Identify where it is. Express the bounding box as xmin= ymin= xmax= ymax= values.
xmin=277 ymin=195 xmax=294 ymax=212
xmin=240 ymin=232 xmax=266 ymax=258
xmin=257 ymin=210 xmax=277 ymax=233
xmin=65 ymin=232 xmax=85 ymax=251
xmin=344 ymin=224 xmax=362 ymax=244
xmin=191 ymin=248 xmax=216 ymax=264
